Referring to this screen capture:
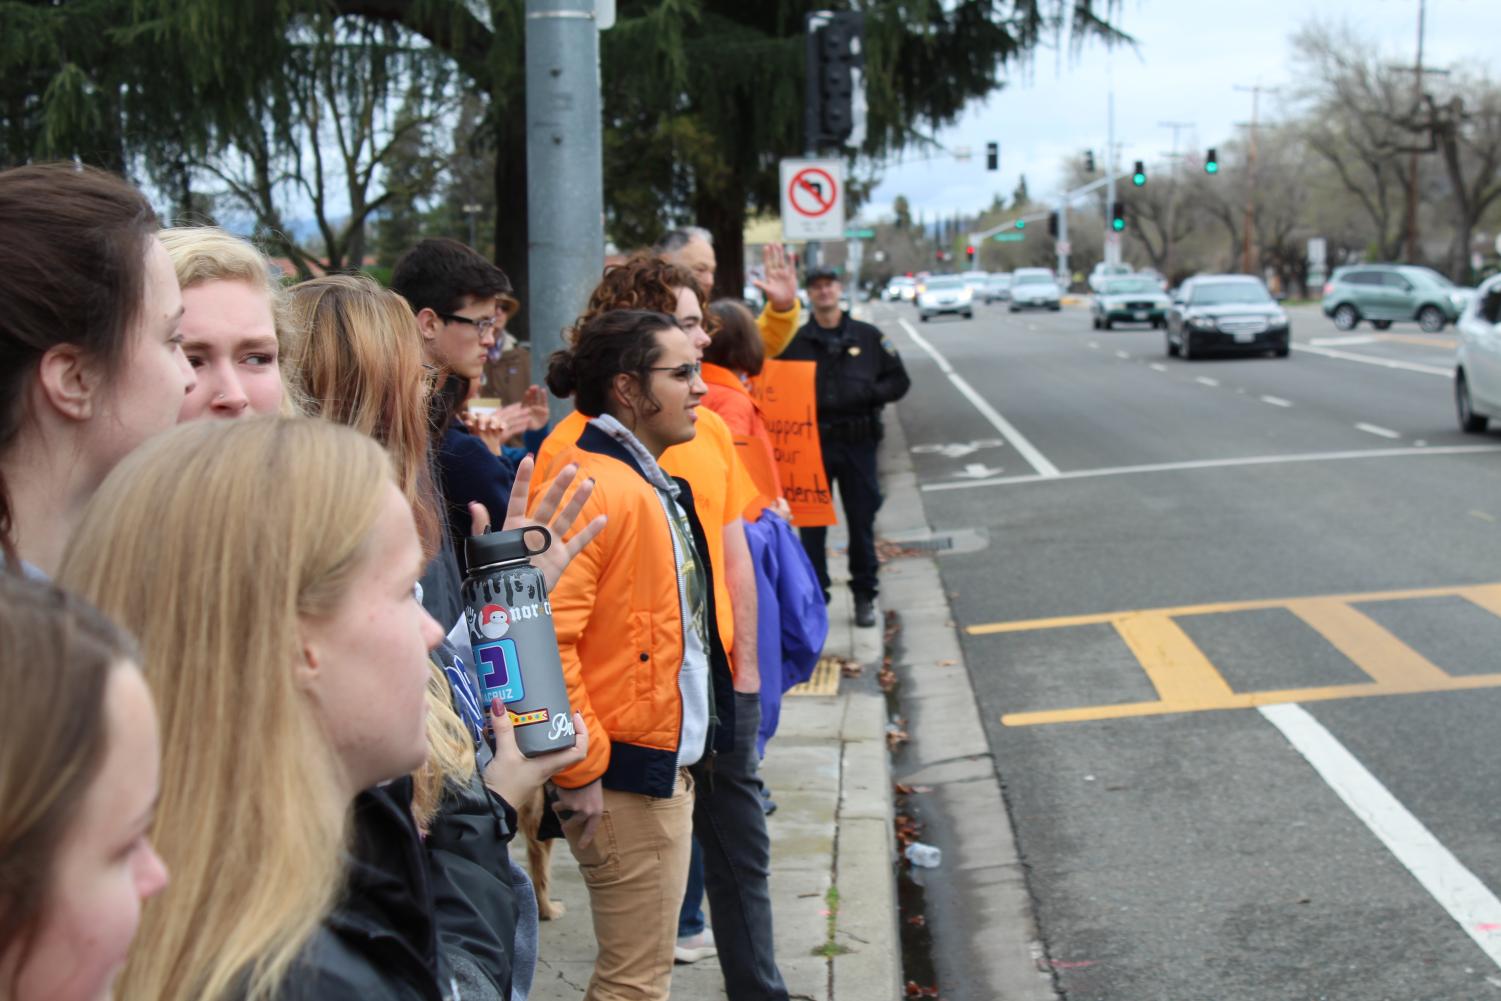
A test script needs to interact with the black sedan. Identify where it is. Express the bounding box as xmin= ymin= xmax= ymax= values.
xmin=1166 ymin=276 xmax=1291 ymax=359
xmin=1091 ymin=276 xmax=1172 ymax=329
